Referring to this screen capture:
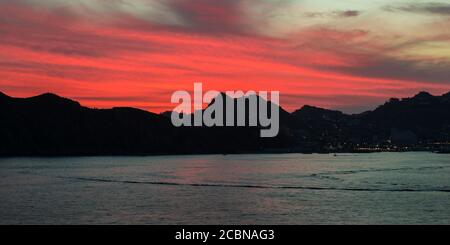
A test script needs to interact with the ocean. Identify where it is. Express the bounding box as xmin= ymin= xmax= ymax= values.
xmin=1 ymin=152 xmax=449 ymax=224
